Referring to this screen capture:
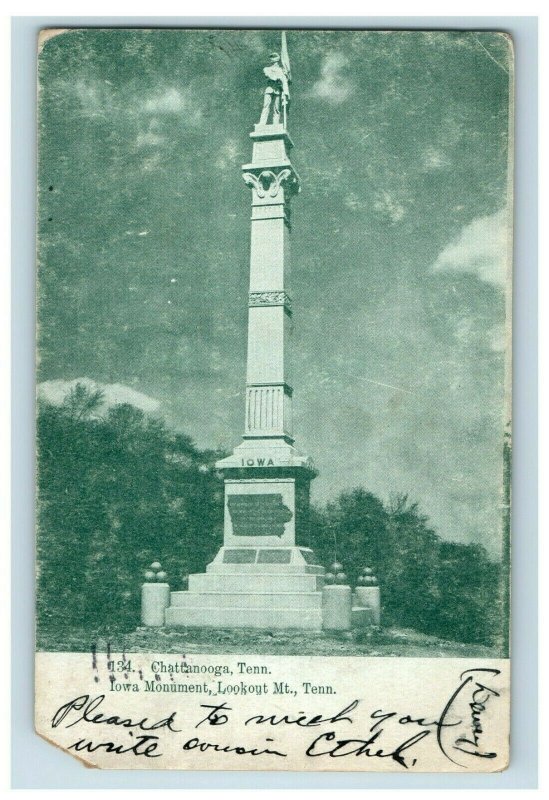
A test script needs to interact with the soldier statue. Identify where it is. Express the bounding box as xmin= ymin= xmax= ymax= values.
xmin=258 ymin=48 xmax=291 ymax=126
